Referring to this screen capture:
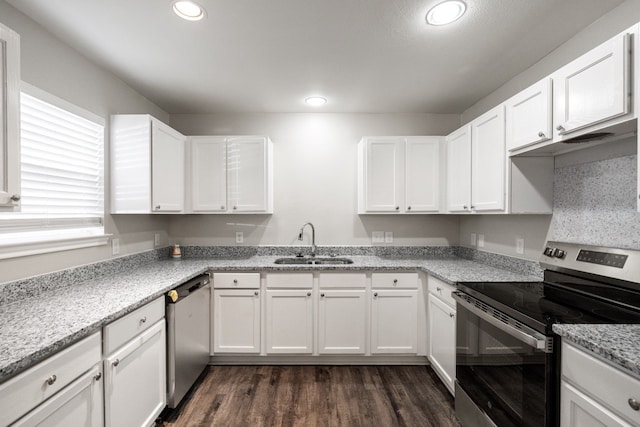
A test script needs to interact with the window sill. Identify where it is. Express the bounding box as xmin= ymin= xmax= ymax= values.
xmin=0 ymin=230 xmax=111 ymax=260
